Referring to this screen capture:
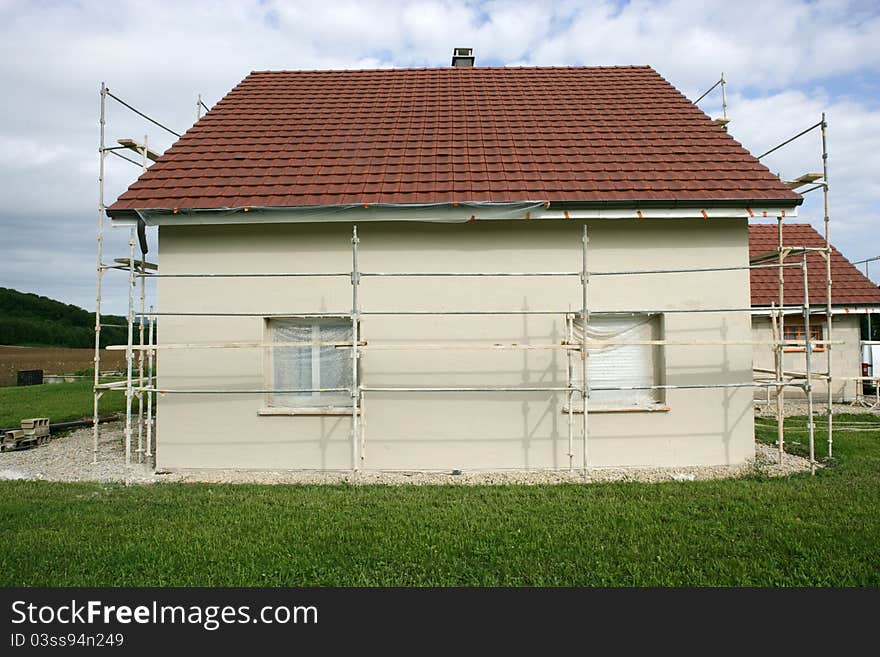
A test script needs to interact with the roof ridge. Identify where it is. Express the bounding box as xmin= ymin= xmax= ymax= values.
xmin=248 ymin=65 xmax=657 ymax=75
